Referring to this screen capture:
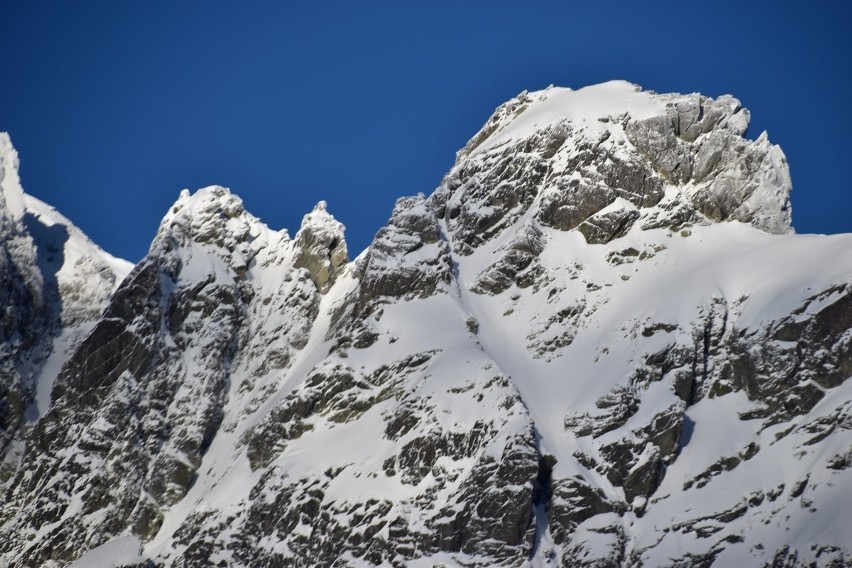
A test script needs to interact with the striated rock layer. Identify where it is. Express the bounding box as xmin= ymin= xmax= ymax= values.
xmin=1 ymin=82 xmax=851 ymax=567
